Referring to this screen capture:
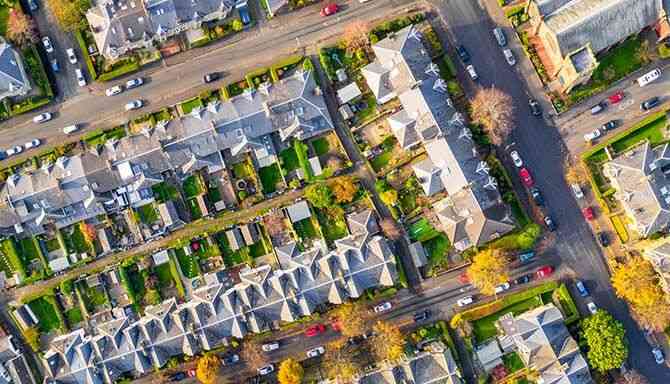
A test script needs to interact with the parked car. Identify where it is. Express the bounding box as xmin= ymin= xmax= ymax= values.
xmin=237 ymin=1 xmax=251 ymax=25
xmin=590 ymin=101 xmax=605 ymax=115
xmin=503 ymin=48 xmax=515 ymax=66
xmin=519 ymin=168 xmax=533 ymax=187
xmin=571 ymin=183 xmax=584 ymax=199
xmin=221 ymin=353 xmax=240 ymax=366
xmin=75 ymin=68 xmax=86 ymax=87
xmin=203 ymin=72 xmax=220 ymax=83
xmin=306 ymin=346 xmax=326 ymax=358
xmin=50 ymin=58 xmax=59 ymax=73
xmin=456 ymin=296 xmax=474 ymax=307
xmin=32 ymin=112 xmax=52 ymax=123
xmin=5 ymin=145 xmax=23 ymax=157
xmin=63 ymin=124 xmax=79 ymax=134
xmin=608 ymin=91 xmax=624 ymax=104
xmin=510 ymin=150 xmax=523 ymax=168
xmin=513 ymin=274 xmax=532 ymax=285
xmin=66 ymin=48 xmax=77 ymax=64
xmin=456 ymin=45 xmax=470 ymax=62
xmin=544 ymin=216 xmax=556 ymax=231
xmin=587 ymin=302 xmax=598 ymax=315
xmin=466 ymin=64 xmax=478 ymax=80
xmin=582 ymin=206 xmax=595 ymax=221
xmin=305 ymin=324 xmax=326 ymax=337
xmin=413 ymin=310 xmax=431 ymax=322
xmin=641 ymin=96 xmax=661 ymax=111
xmin=125 ymin=99 xmax=143 ymax=111
xmin=257 ymin=364 xmax=275 ymax=376
xmin=41 ymin=36 xmax=53 ymax=53
xmin=373 ymin=301 xmax=392 ymax=313
xmin=598 ymin=232 xmax=609 ymax=247
xmin=494 ymin=282 xmax=511 ymax=294
xmin=575 ymin=280 xmax=589 ymax=297
xmin=584 ymin=128 xmax=601 ymax=142
xmin=27 ymin=0 xmax=38 ymax=11
xmin=536 ymin=265 xmax=554 ymax=279
xmin=530 ymin=187 xmax=544 ymax=206
xmin=105 ymin=85 xmax=123 ymax=96
xmin=637 ymin=68 xmax=662 ymax=87
xmin=320 ymin=3 xmax=338 ymax=16
xmin=126 ymin=77 xmax=144 ymax=89
xmin=24 ymin=139 xmax=41 ymax=150
xmin=168 ymin=372 xmax=187 ymax=381
xmin=261 ymin=342 xmax=280 ymax=352
xmin=528 ymin=99 xmax=541 ymax=116
xmin=652 ymin=347 xmax=665 ymax=365
xmin=518 ymin=251 xmax=535 ymax=264
xmin=492 ymin=27 xmax=507 ymax=47
xmin=601 ymin=120 xmax=618 ymax=131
